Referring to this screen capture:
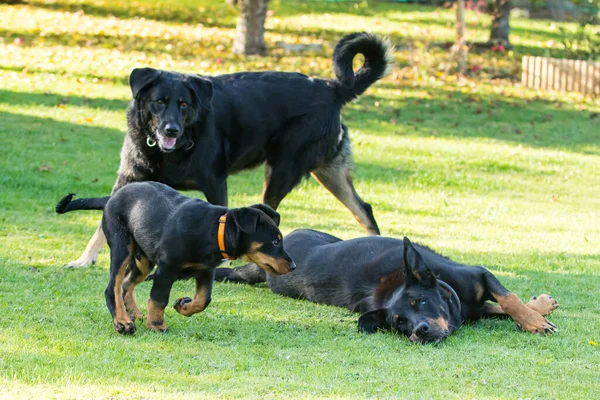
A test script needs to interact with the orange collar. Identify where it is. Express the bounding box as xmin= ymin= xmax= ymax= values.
xmin=218 ymin=214 xmax=236 ymax=260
